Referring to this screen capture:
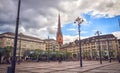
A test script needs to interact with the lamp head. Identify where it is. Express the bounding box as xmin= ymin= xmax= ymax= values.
xmin=74 ymin=21 xmax=76 ymax=24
